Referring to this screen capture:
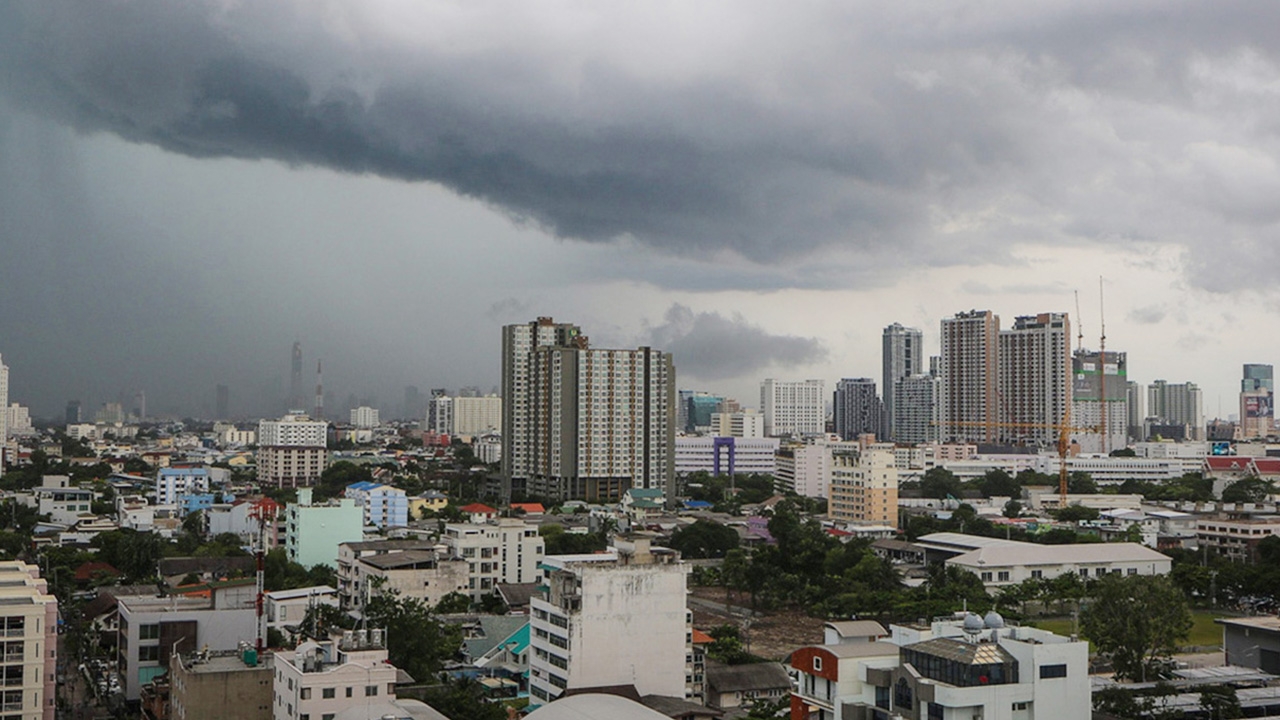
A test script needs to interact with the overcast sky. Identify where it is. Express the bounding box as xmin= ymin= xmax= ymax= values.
xmin=3 ymin=1 xmax=1280 ymax=421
